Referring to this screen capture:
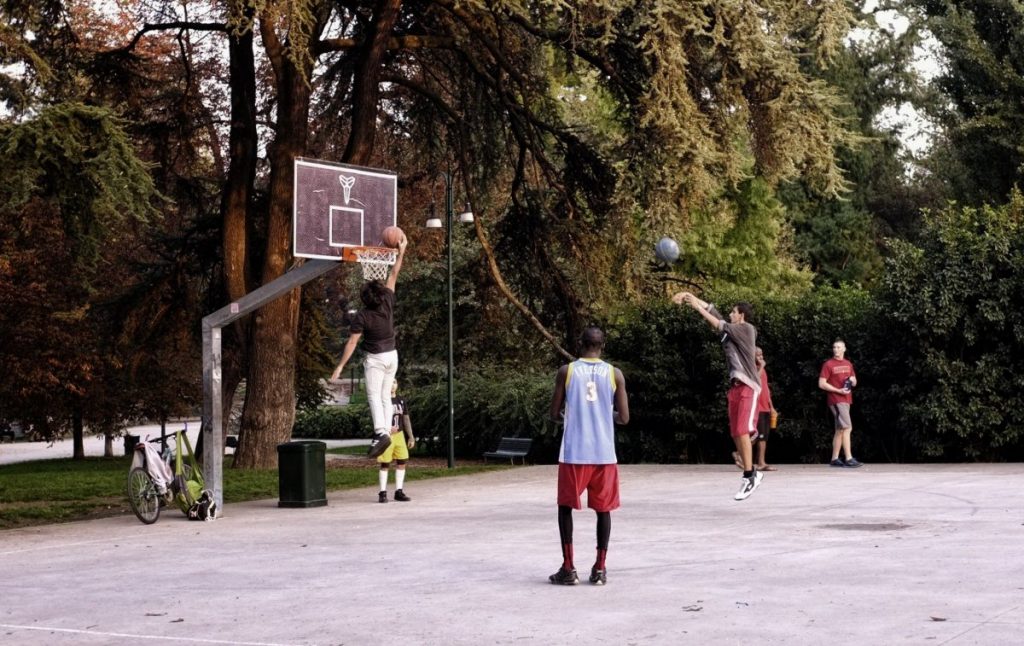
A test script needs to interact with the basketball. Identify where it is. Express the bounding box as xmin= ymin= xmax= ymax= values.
xmin=382 ymin=225 xmax=405 ymax=248
xmin=655 ymin=236 xmax=680 ymax=263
